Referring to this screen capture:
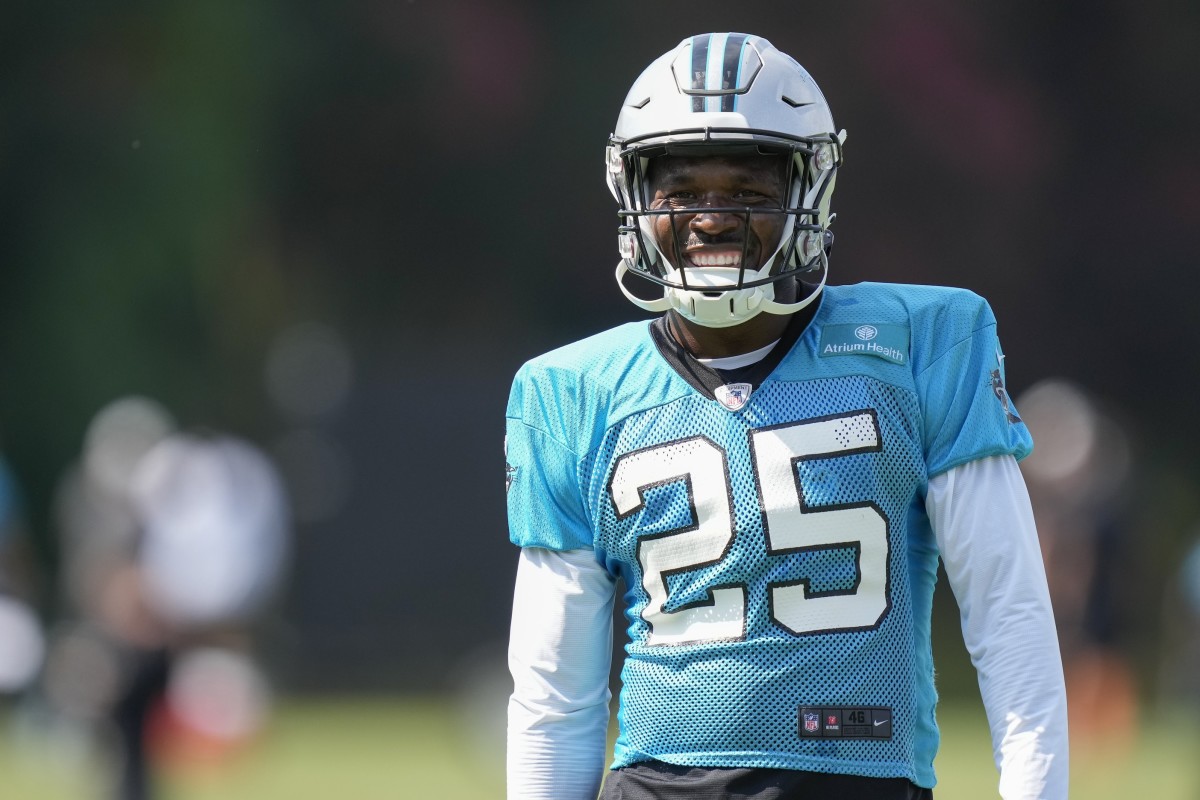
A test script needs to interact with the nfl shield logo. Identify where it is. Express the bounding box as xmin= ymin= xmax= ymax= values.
xmin=803 ymin=711 xmax=820 ymax=734
xmin=714 ymin=382 xmax=752 ymax=412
